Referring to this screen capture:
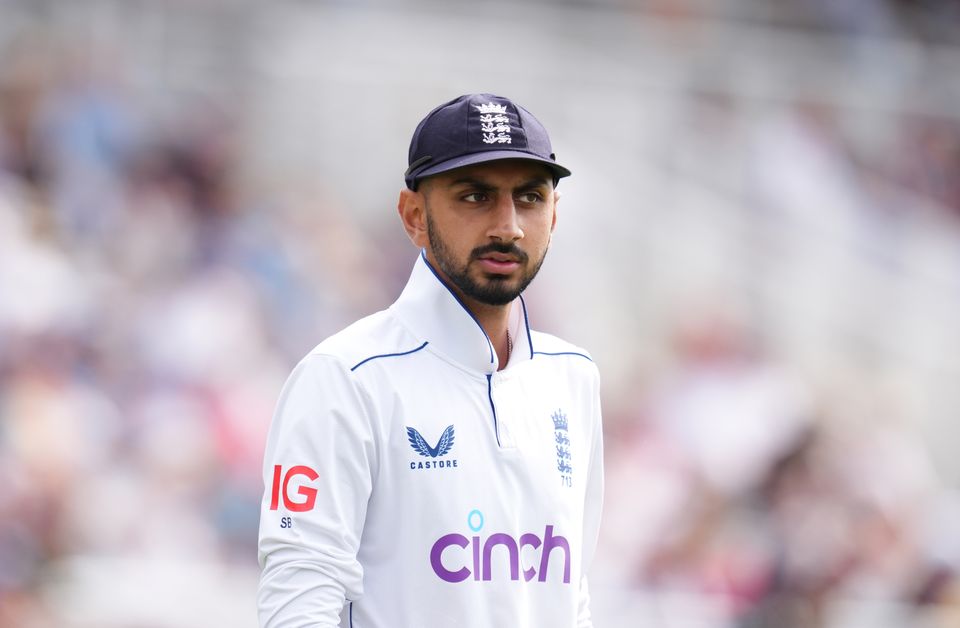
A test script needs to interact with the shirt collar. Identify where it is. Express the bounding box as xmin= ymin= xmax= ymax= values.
xmin=390 ymin=250 xmax=534 ymax=374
